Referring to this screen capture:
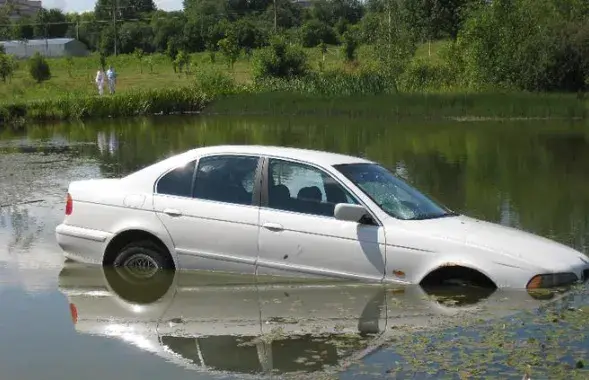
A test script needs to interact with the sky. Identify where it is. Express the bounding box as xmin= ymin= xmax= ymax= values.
xmin=41 ymin=0 xmax=184 ymax=14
